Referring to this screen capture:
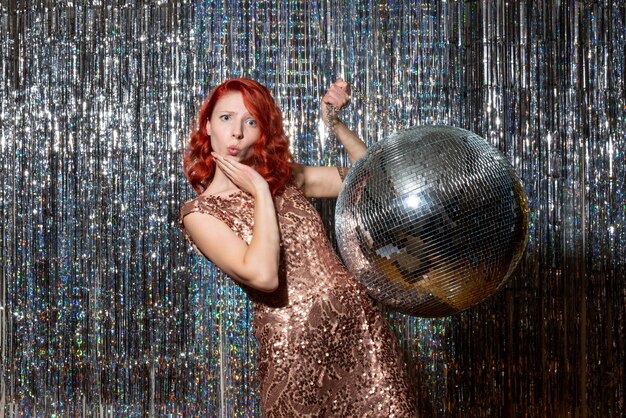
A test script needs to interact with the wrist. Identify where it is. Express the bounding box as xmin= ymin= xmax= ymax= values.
xmin=328 ymin=119 xmax=346 ymax=131
xmin=252 ymin=181 xmax=271 ymax=198
xmin=324 ymin=113 xmax=344 ymax=127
